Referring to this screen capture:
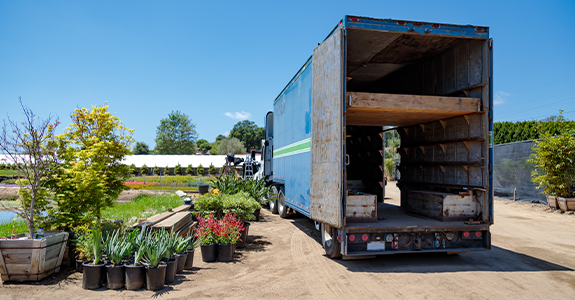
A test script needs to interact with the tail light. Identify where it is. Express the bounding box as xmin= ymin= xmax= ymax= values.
xmin=362 ymin=234 xmax=369 ymax=241
xmin=475 ymin=231 xmax=482 ymax=238
xmin=348 ymin=234 xmax=356 ymax=242
xmin=475 ymin=27 xmax=486 ymax=32
xmin=463 ymin=231 xmax=470 ymax=238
